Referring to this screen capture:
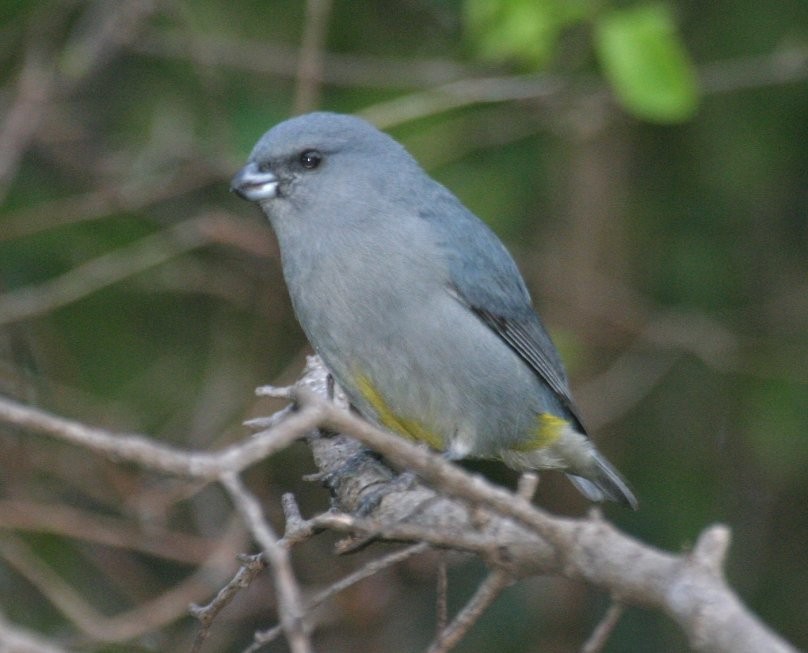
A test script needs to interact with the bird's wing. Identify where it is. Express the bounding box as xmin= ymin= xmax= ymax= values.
xmin=421 ymin=187 xmax=584 ymax=425
xmin=465 ymin=305 xmax=577 ymax=411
